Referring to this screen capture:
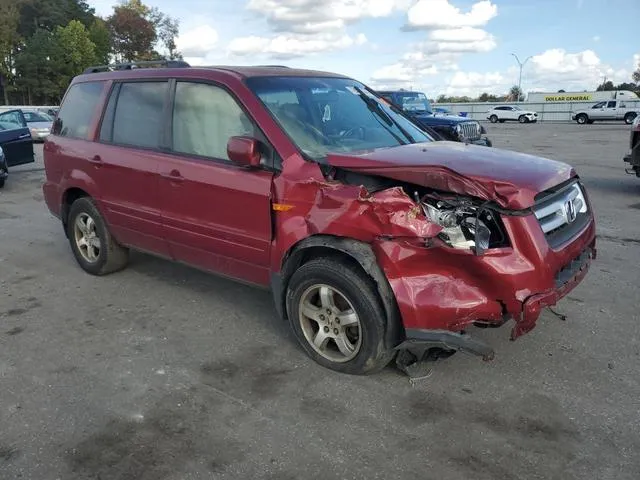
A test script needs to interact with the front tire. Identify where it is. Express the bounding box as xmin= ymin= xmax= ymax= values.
xmin=66 ymin=197 xmax=129 ymax=275
xmin=286 ymin=257 xmax=394 ymax=375
xmin=518 ymin=115 xmax=527 ymax=123
xmin=576 ymin=114 xmax=588 ymax=125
